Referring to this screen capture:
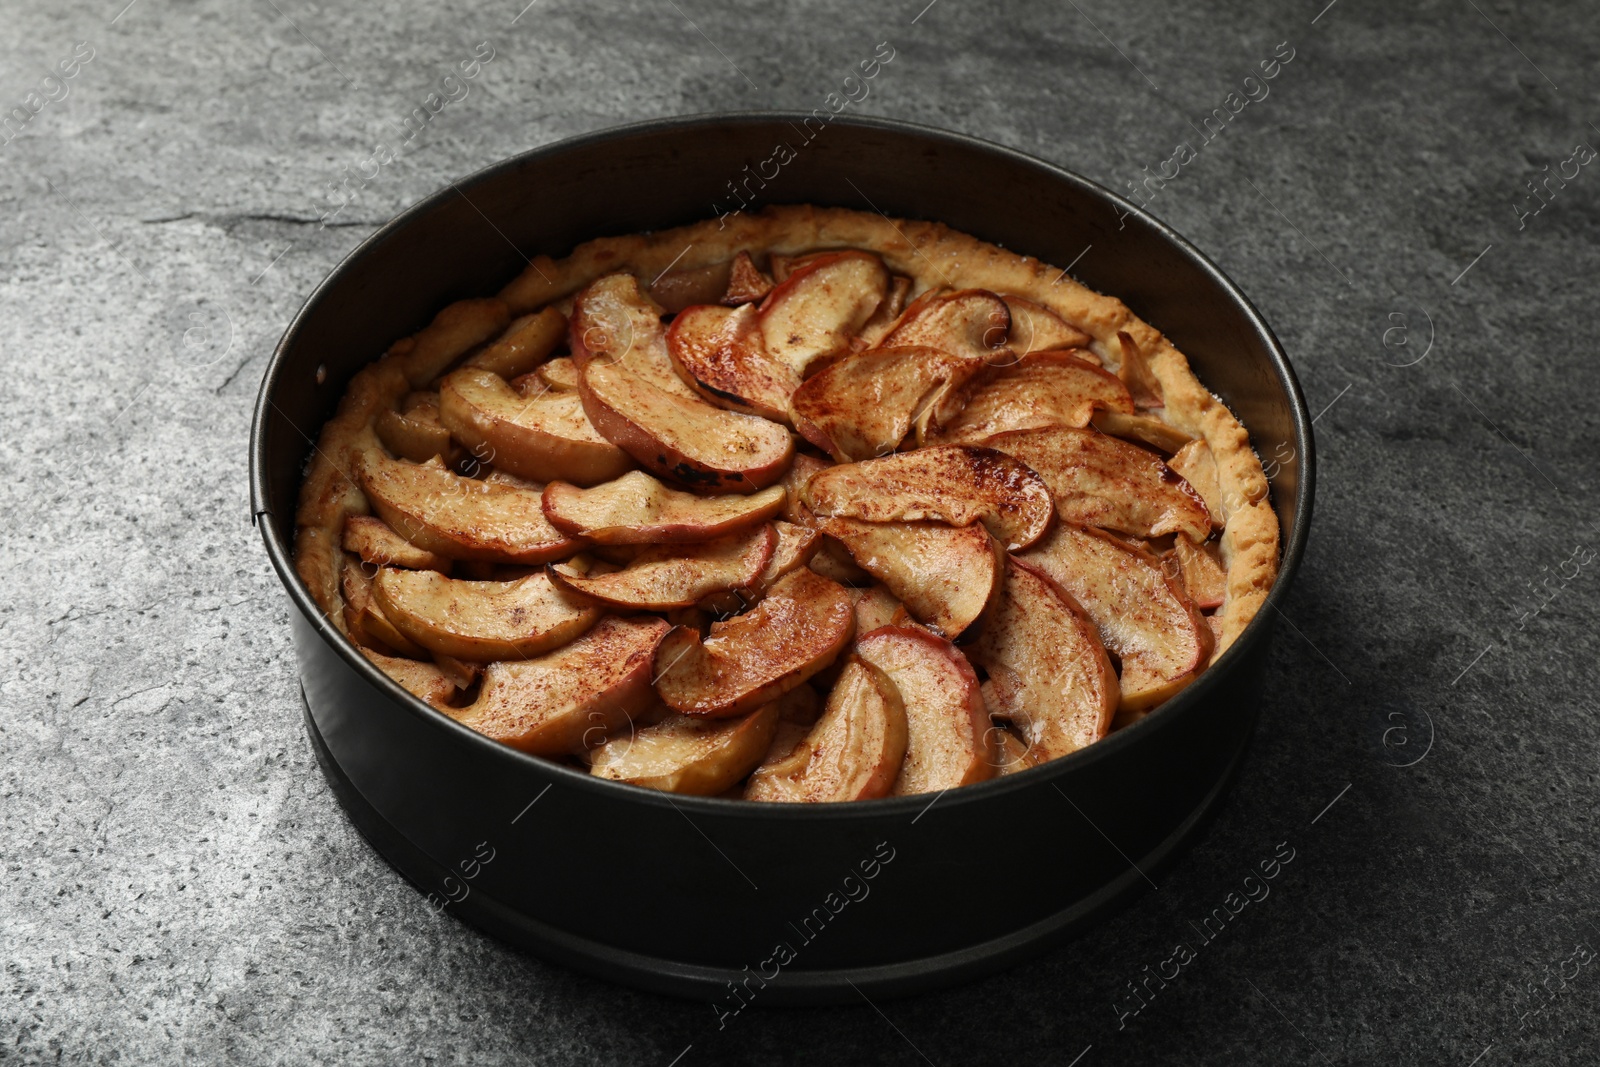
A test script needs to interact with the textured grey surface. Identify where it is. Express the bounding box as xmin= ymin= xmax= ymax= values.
xmin=3 ymin=0 xmax=1598 ymax=1063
